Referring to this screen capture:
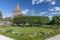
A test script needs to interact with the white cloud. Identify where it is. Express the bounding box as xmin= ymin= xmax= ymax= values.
xmin=22 ymin=9 xmax=29 ymax=14
xmin=40 ymin=12 xmax=46 ymax=14
xmin=30 ymin=10 xmax=35 ymax=13
xmin=39 ymin=6 xmax=60 ymax=17
xmin=45 ymin=0 xmax=52 ymax=2
xmin=32 ymin=0 xmax=56 ymax=5
xmin=50 ymin=1 xmax=55 ymax=5
xmin=49 ymin=8 xmax=54 ymax=11
xmin=48 ymin=16 xmax=52 ymax=20
xmin=22 ymin=9 xmax=36 ymax=16
xmin=32 ymin=0 xmax=35 ymax=5
xmin=48 ymin=6 xmax=60 ymax=15
xmin=39 ymin=12 xmax=48 ymax=16
xmin=36 ymin=0 xmax=44 ymax=4
xmin=50 ymin=12 xmax=57 ymax=14
xmin=55 ymin=7 xmax=60 ymax=11
xmin=49 ymin=7 xmax=60 ymax=12
xmin=32 ymin=0 xmax=45 ymax=5
xmin=31 ymin=13 xmax=35 ymax=15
